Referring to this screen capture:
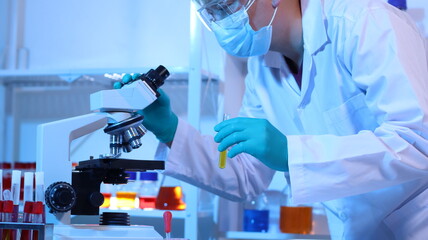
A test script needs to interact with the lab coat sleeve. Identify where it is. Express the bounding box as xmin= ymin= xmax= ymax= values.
xmin=287 ymin=8 xmax=428 ymax=204
xmin=162 ymin=118 xmax=275 ymax=202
